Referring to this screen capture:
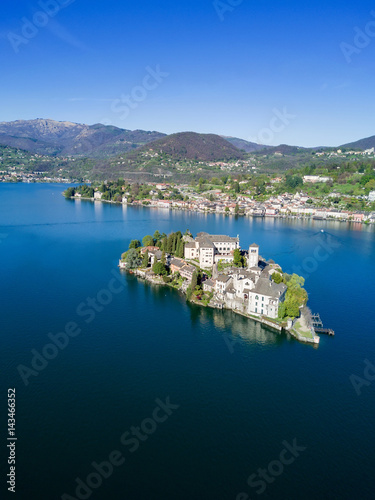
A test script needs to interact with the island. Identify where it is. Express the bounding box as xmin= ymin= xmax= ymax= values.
xmin=119 ymin=230 xmax=322 ymax=345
